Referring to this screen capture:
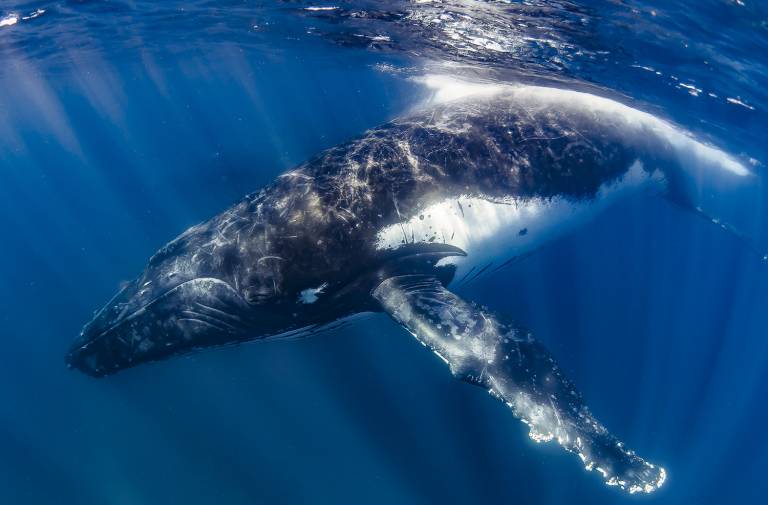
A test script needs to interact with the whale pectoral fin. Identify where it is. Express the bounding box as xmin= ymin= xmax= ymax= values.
xmin=372 ymin=275 xmax=666 ymax=494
